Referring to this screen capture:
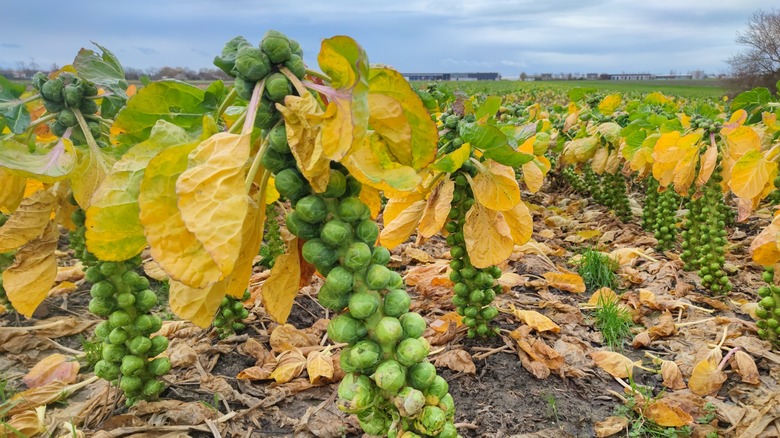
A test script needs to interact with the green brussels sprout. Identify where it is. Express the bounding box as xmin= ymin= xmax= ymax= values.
xmin=325 ymin=267 xmax=354 ymax=295
xmin=268 ymin=123 xmax=290 ymax=154
xmin=213 ymin=36 xmax=251 ymax=75
xmin=345 ymin=175 xmax=362 ymax=197
xmin=339 ymin=346 xmax=357 ymax=373
xmin=254 ymin=97 xmax=280 ymax=130
xmin=128 ymin=336 xmax=152 ymax=355
xmin=264 ymin=73 xmax=292 ymax=103
xmin=349 ymin=339 xmax=382 ymax=370
xmin=116 ymin=292 xmax=135 ymax=308
xmin=261 ymin=30 xmax=292 ymax=64
xmin=135 ymin=290 xmax=158 ymax=313
xmin=233 ymin=46 xmax=272 ymax=81
xmin=261 ymin=148 xmax=294 ymax=174
xmin=396 ymin=337 xmax=429 ymax=367
xmin=322 ymin=169 xmax=347 ymax=198
xmin=85 ymin=266 xmax=104 ymax=283
xmin=383 ymin=289 xmax=411 ymax=317
xmin=89 ymin=296 xmax=117 ymax=316
xmin=108 ymin=327 xmax=129 ymax=345
xmin=338 ymin=197 xmax=369 ymax=223
xmin=317 ymin=282 xmax=350 ymax=311
xmin=296 ymin=195 xmax=328 ymax=224
xmin=481 ymin=306 xmax=499 ymax=320
xmin=357 ymin=408 xmax=391 ymax=436
xmin=120 ymin=355 xmax=145 ymax=376
xmin=102 ymin=344 xmax=127 ymax=363
xmin=233 ymin=76 xmax=255 ymax=101
xmin=761 ymin=296 xmax=776 ymax=310
xmin=109 ymin=309 xmax=132 ymax=328
xmin=337 ymin=373 xmax=377 ymax=414
xmin=142 ymin=379 xmax=166 ymax=398
xmin=321 ymin=220 xmax=353 ymax=247
xmin=284 ymin=54 xmax=306 ymax=79
xmin=408 ymin=361 xmax=437 ymax=390
xmin=120 ymin=375 xmax=143 ymax=394
xmin=63 ymin=84 xmax=84 ymax=108
xmin=393 ymin=386 xmax=426 ymax=417
xmin=349 ymin=291 xmax=381 ymax=319
xmin=426 ymin=375 xmax=449 ymax=401
xmin=328 ymin=313 xmax=367 ymax=344
xmin=49 ymin=121 xmax=67 ymax=137
xmin=149 ymin=357 xmax=172 ymax=376
xmin=373 ymin=360 xmax=406 ymax=393
xmin=275 ymin=168 xmax=307 ymax=199
xmin=415 ymin=406 xmax=446 ymax=436
xmin=286 ymin=212 xmax=321 ymax=240
xmin=31 ymin=71 xmax=48 ymax=91
xmin=94 ymin=321 xmax=112 ymax=339
xmin=374 ymin=316 xmax=404 ymax=345
xmin=100 ymin=262 xmax=122 ymax=277
xmin=134 ymin=315 xmax=154 ymax=333
xmin=366 ymin=264 xmax=393 ymax=290
xmin=149 ymin=336 xmax=169 ymax=357
xmin=438 ymin=393 xmax=455 ymax=420
xmin=90 ymin=281 xmax=116 ymax=299
xmin=121 ymin=270 xmax=142 ymax=288
xmin=94 ymin=360 xmax=120 ymax=381
xmin=41 ymin=79 xmax=64 ymax=102
xmin=355 ymin=219 xmax=379 ymax=245
xmin=763 ymin=271 xmax=774 ymax=283
xmin=400 ymin=312 xmax=426 ymax=339
xmin=57 ymin=109 xmax=78 ymax=127
xmin=289 ymin=39 xmax=303 ymax=57
xmin=371 ymin=246 xmax=391 ymax=266
xmin=435 ymin=422 xmax=458 ymax=438
xmin=302 ymin=239 xmax=338 ymax=268
xmin=343 ymin=242 xmax=372 ymax=271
